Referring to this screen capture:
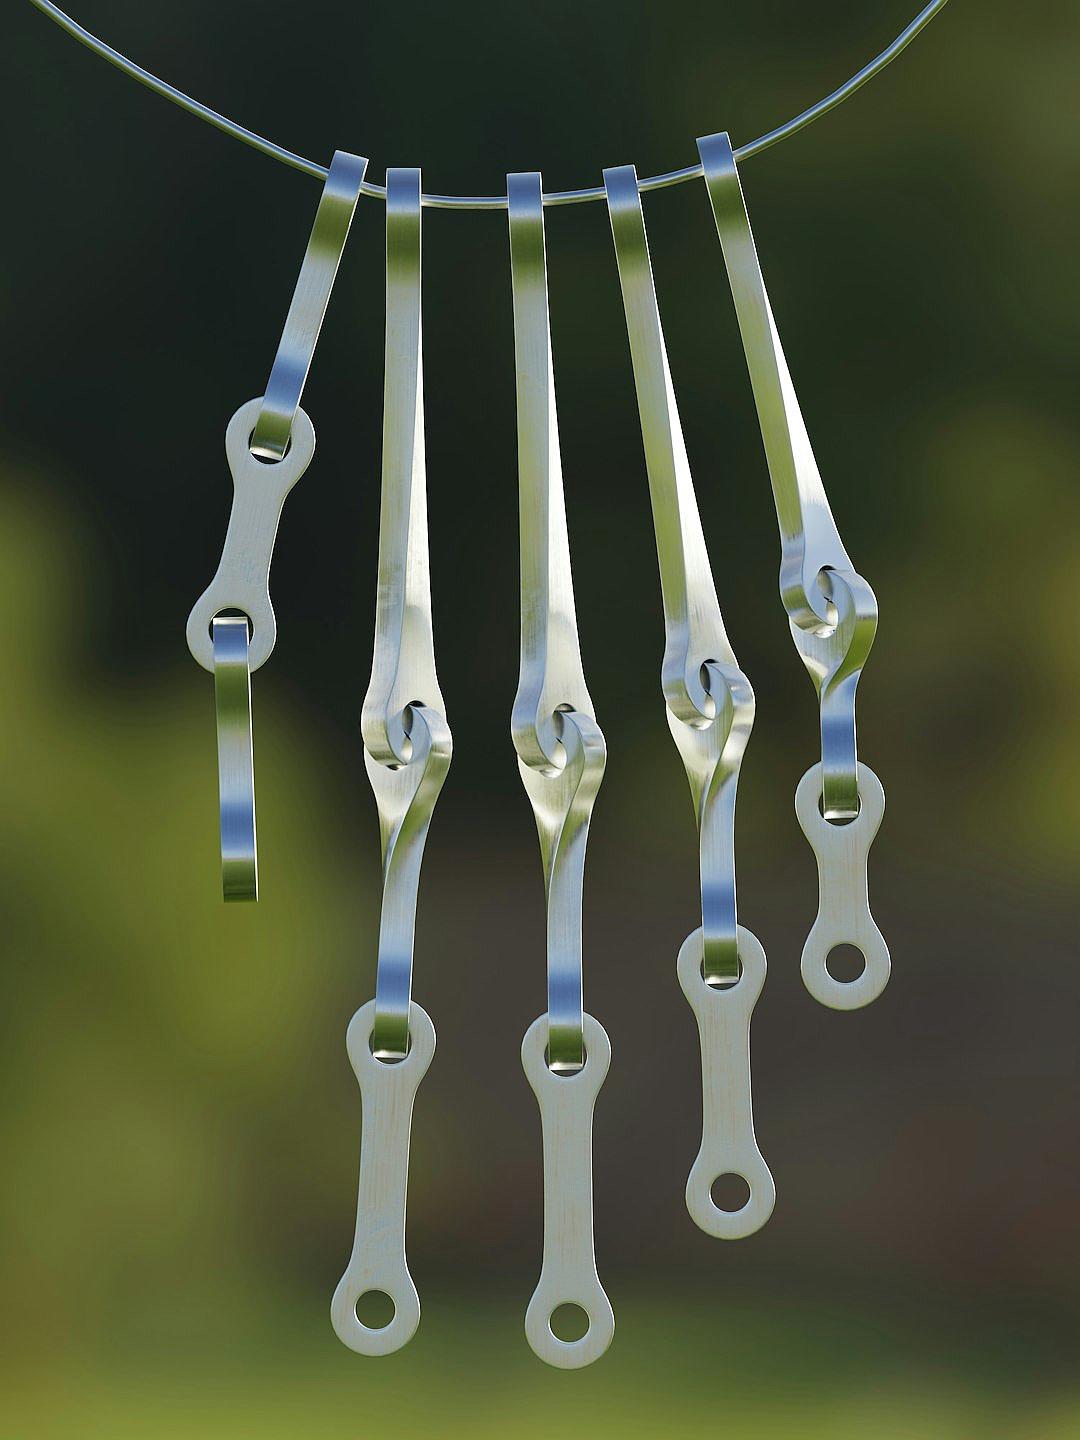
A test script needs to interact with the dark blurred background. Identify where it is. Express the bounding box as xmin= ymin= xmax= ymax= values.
xmin=4 ymin=1 xmax=1080 ymax=1434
